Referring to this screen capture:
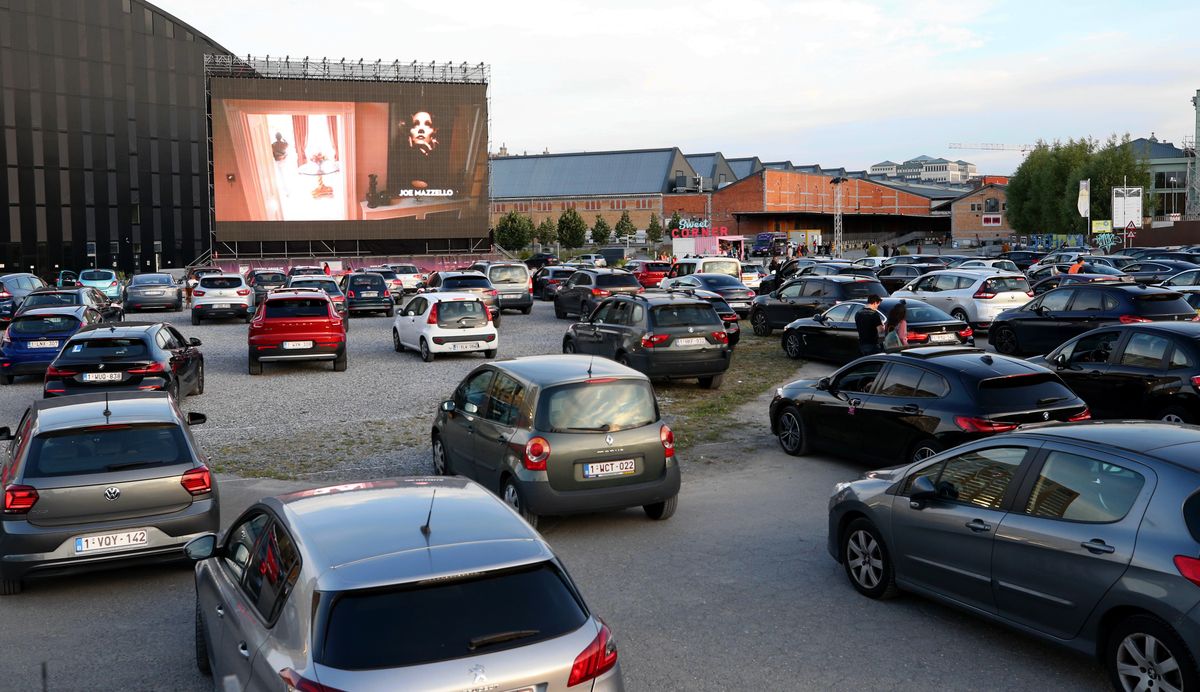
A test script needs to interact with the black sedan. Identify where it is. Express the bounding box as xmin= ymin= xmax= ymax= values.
xmin=1029 ymin=273 xmax=1121 ymax=296
xmin=669 ymin=273 xmax=756 ymax=314
xmin=875 ymin=263 xmax=944 ymax=293
xmin=768 ymin=347 xmax=1089 ymax=465
xmin=122 ymin=273 xmax=184 ymax=312
xmin=1119 ymin=260 xmax=1198 ymax=284
xmin=749 ymin=276 xmax=888 ymax=336
xmin=44 ymin=322 xmax=204 ymax=401
xmin=1138 ymin=251 xmax=1200 ymax=264
xmin=17 ymin=286 xmax=125 ymax=321
xmin=524 ymin=252 xmax=560 ymax=270
xmin=758 ymin=258 xmax=829 ymax=294
xmin=1027 ymin=262 xmax=1127 ymax=284
xmin=996 ymin=250 xmax=1046 ymax=271
xmin=781 ymin=299 xmax=972 ymax=363
xmin=1030 ymin=322 xmax=1200 ymax=423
